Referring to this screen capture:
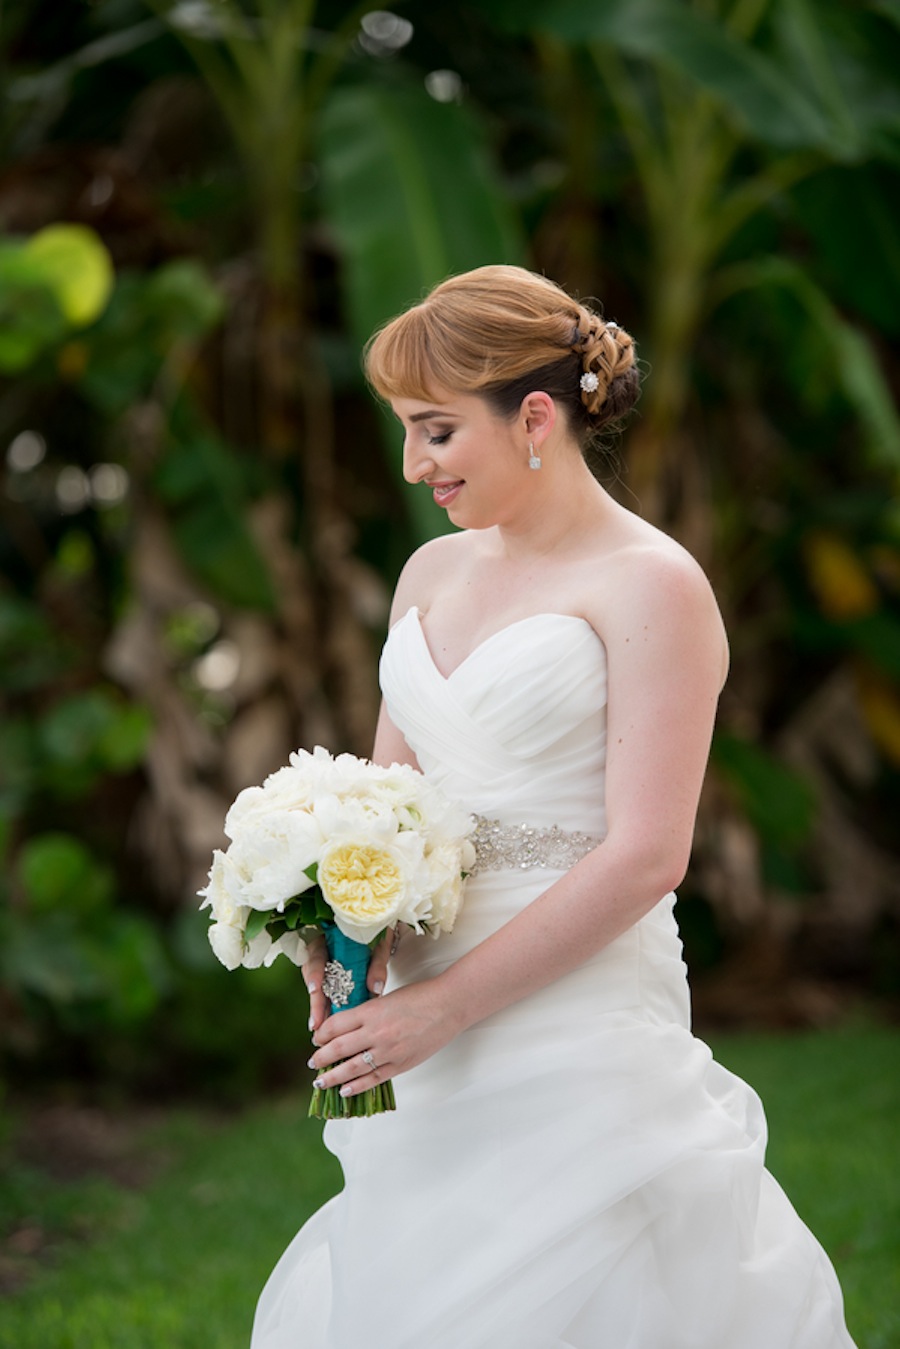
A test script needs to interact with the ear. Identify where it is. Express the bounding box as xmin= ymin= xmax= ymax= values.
xmin=519 ymin=391 xmax=556 ymax=445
